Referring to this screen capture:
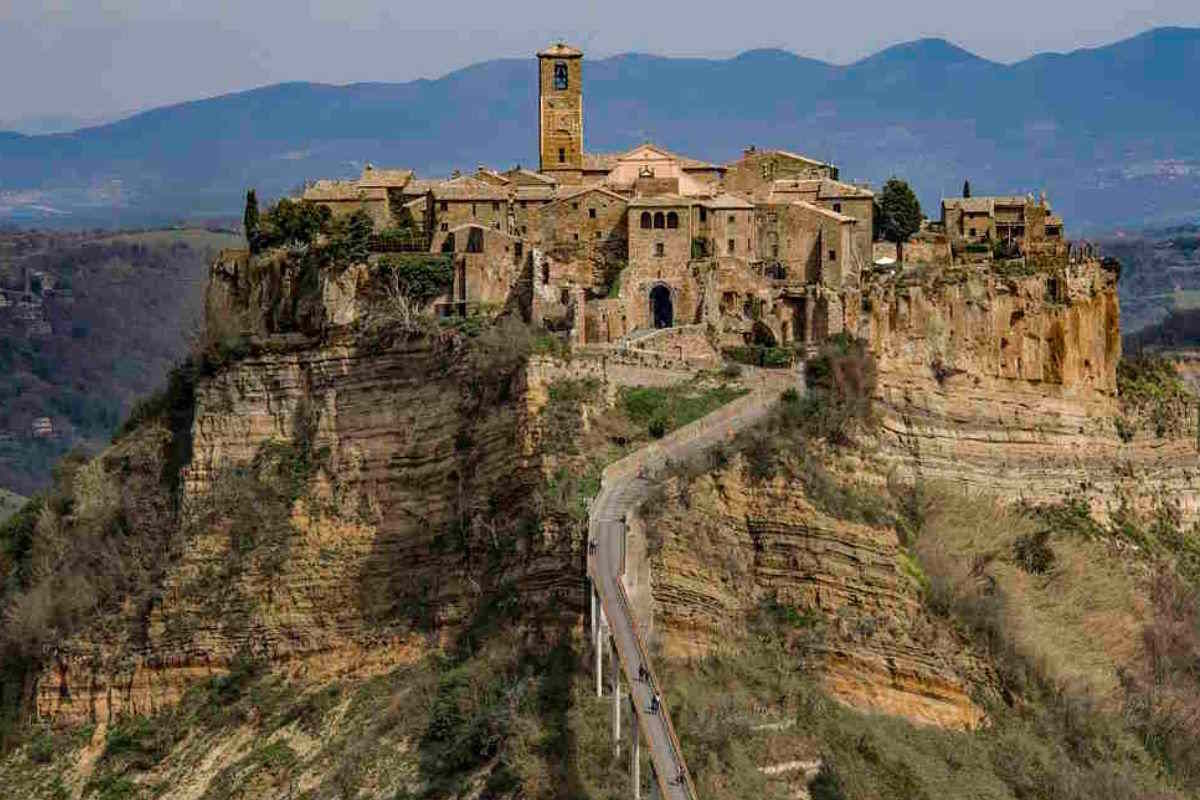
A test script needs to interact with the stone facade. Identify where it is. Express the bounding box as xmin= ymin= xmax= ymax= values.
xmin=295 ymin=42 xmax=1104 ymax=363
